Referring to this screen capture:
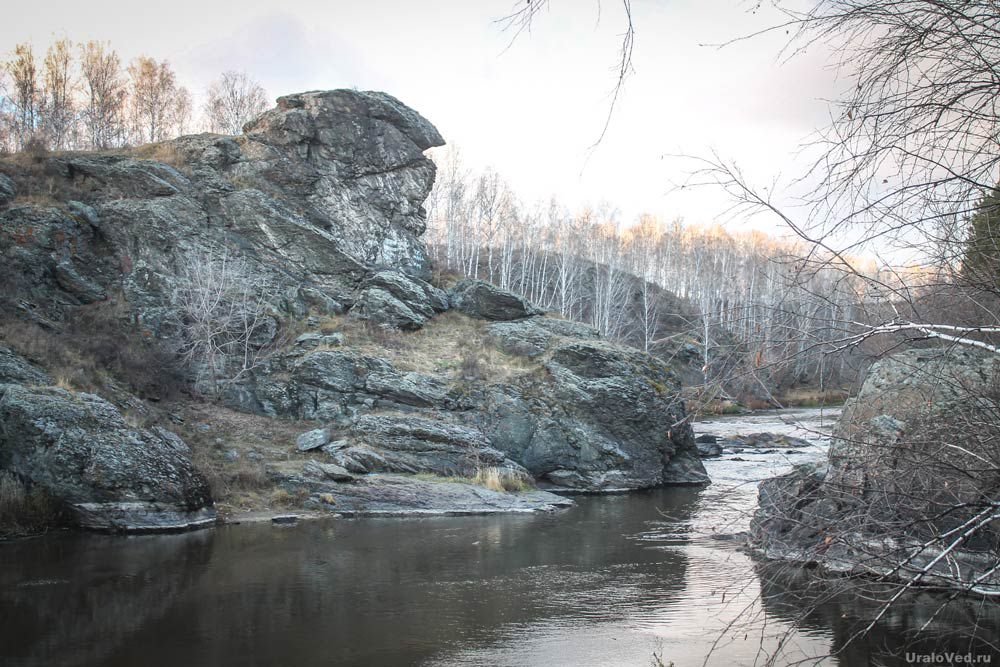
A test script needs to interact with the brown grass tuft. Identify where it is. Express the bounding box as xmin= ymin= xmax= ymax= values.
xmin=0 ymin=471 xmax=63 ymax=536
xmin=471 ymin=466 xmax=533 ymax=493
